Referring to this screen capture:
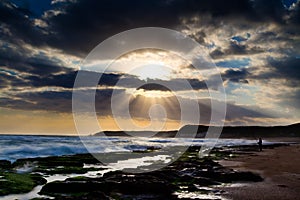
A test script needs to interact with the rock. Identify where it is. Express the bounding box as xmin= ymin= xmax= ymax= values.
xmin=0 ymin=160 xmax=11 ymax=170
xmin=105 ymin=174 xmax=172 ymax=195
xmin=40 ymin=181 xmax=104 ymax=195
xmin=30 ymin=145 xmax=265 ymax=199
xmin=40 ymin=176 xmax=174 ymax=199
xmin=0 ymin=172 xmax=47 ymax=196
